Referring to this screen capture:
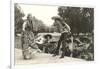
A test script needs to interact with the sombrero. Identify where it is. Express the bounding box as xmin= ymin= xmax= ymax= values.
xmin=44 ymin=34 xmax=52 ymax=39
xmin=27 ymin=13 xmax=32 ymax=18
xmin=79 ymin=37 xmax=90 ymax=43
xmin=52 ymin=16 xmax=63 ymax=21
